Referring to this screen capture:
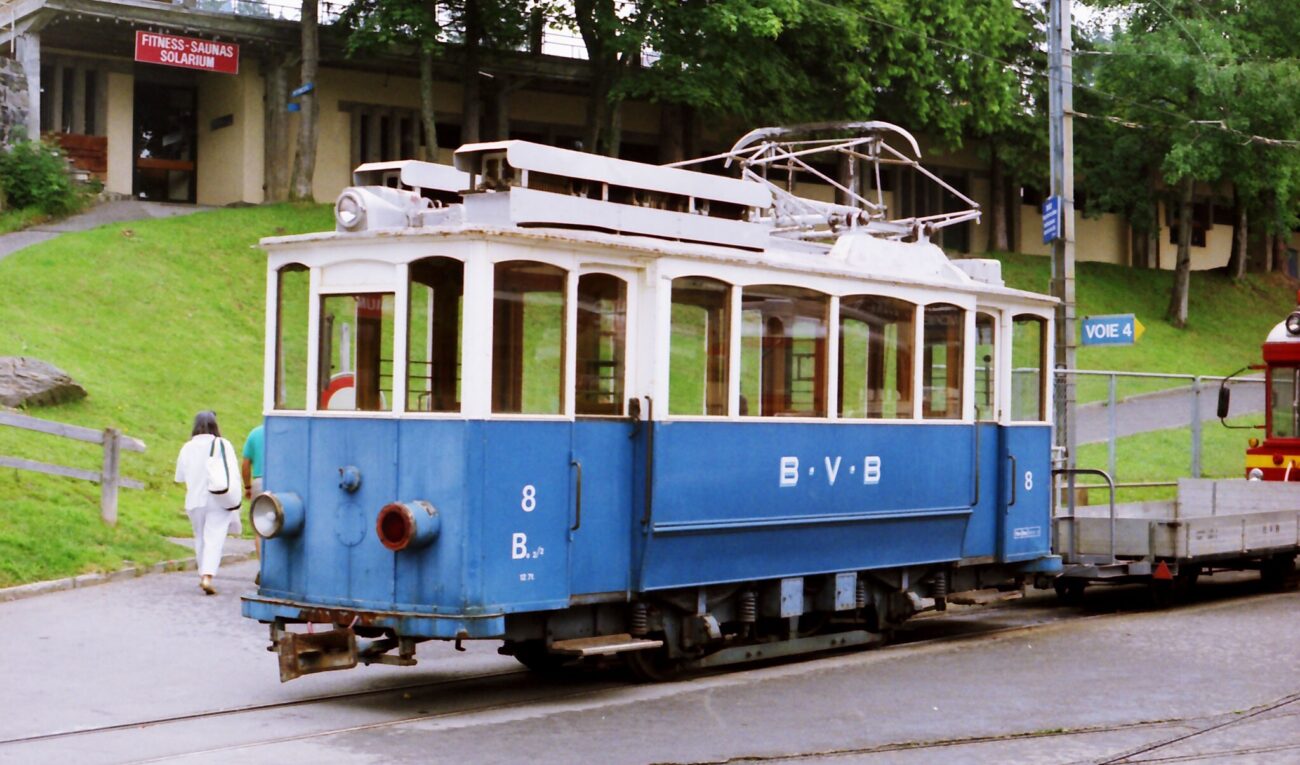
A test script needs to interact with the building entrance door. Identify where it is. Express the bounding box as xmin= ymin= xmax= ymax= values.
xmin=132 ymin=81 xmax=196 ymax=203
